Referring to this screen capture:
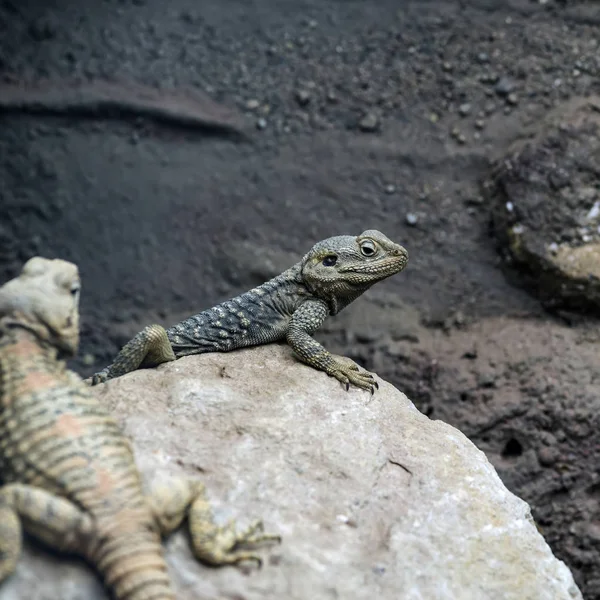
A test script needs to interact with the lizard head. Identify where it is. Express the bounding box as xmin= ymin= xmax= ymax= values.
xmin=301 ymin=230 xmax=408 ymax=313
xmin=0 ymin=257 xmax=81 ymax=356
